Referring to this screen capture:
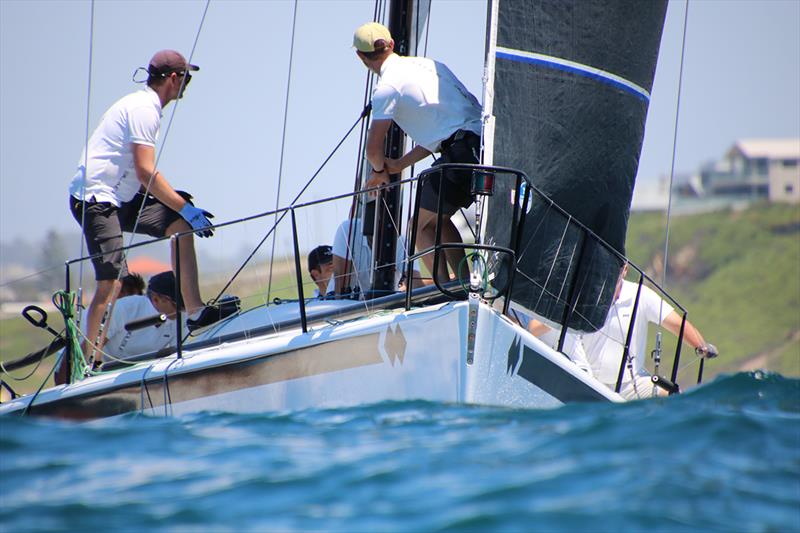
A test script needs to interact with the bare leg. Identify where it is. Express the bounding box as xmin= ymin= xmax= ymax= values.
xmin=440 ymin=218 xmax=467 ymax=280
xmin=165 ymin=219 xmax=205 ymax=314
xmin=416 ymin=208 xmax=467 ymax=282
xmin=83 ymin=278 xmax=120 ymax=363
